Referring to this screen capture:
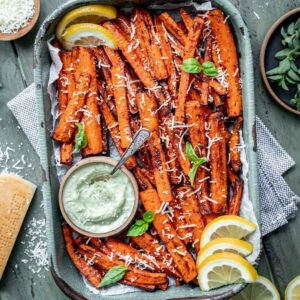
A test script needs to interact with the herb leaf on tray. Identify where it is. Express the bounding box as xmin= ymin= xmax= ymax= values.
xmin=98 ymin=266 xmax=128 ymax=288
xmin=186 ymin=142 xmax=207 ymax=187
xmin=127 ymin=211 xmax=155 ymax=237
xmin=181 ymin=58 xmax=217 ymax=77
xmin=73 ymin=123 xmax=87 ymax=152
